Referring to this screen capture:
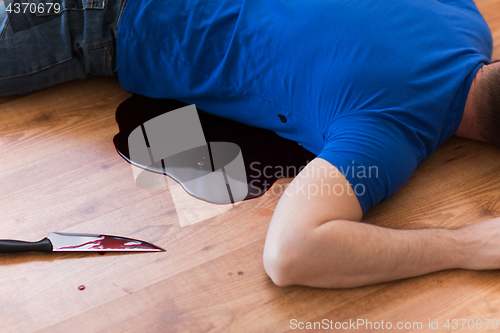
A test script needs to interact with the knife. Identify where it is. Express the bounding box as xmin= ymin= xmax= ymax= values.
xmin=0 ymin=232 xmax=165 ymax=253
